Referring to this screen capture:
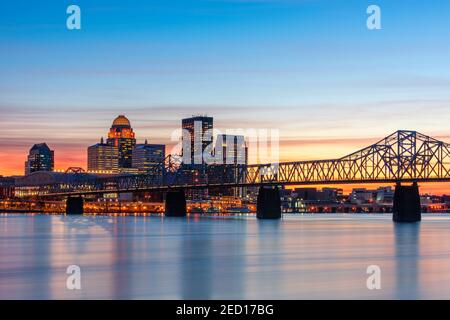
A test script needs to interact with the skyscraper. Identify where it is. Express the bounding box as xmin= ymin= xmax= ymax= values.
xmin=132 ymin=140 xmax=166 ymax=173
xmin=87 ymin=137 xmax=119 ymax=172
xmin=181 ymin=115 xmax=213 ymax=165
xmin=25 ymin=143 xmax=54 ymax=175
xmin=214 ymin=134 xmax=248 ymax=165
xmin=106 ymin=115 xmax=136 ymax=169
xmin=211 ymin=134 xmax=248 ymax=197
